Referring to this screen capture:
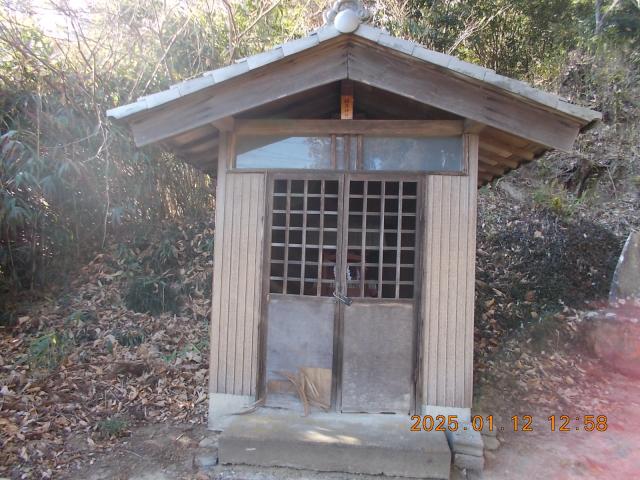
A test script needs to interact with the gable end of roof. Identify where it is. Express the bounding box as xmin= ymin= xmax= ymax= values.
xmin=107 ymin=24 xmax=601 ymax=128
